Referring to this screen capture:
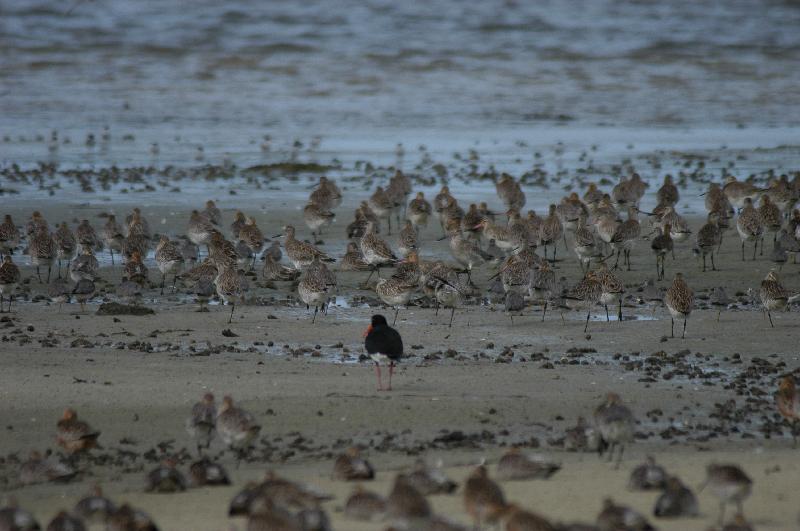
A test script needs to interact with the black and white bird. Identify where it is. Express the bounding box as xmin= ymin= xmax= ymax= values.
xmin=363 ymin=314 xmax=403 ymax=392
